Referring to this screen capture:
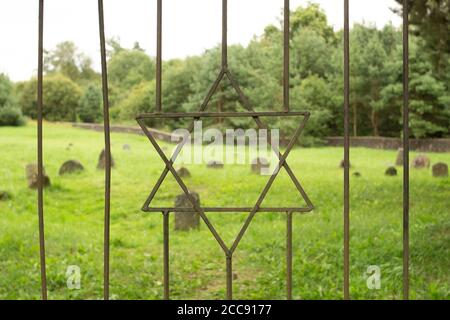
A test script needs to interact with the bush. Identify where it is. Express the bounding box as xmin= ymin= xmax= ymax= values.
xmin=0 ymin=105 xmax=25 ymax=126
xmin=79 ymin=85 xmax=102 ymax=123
xmin=118 ymin=80 xmax=156 ymax=124
xmin=19 ymin=74 xmax=82 ymax=122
